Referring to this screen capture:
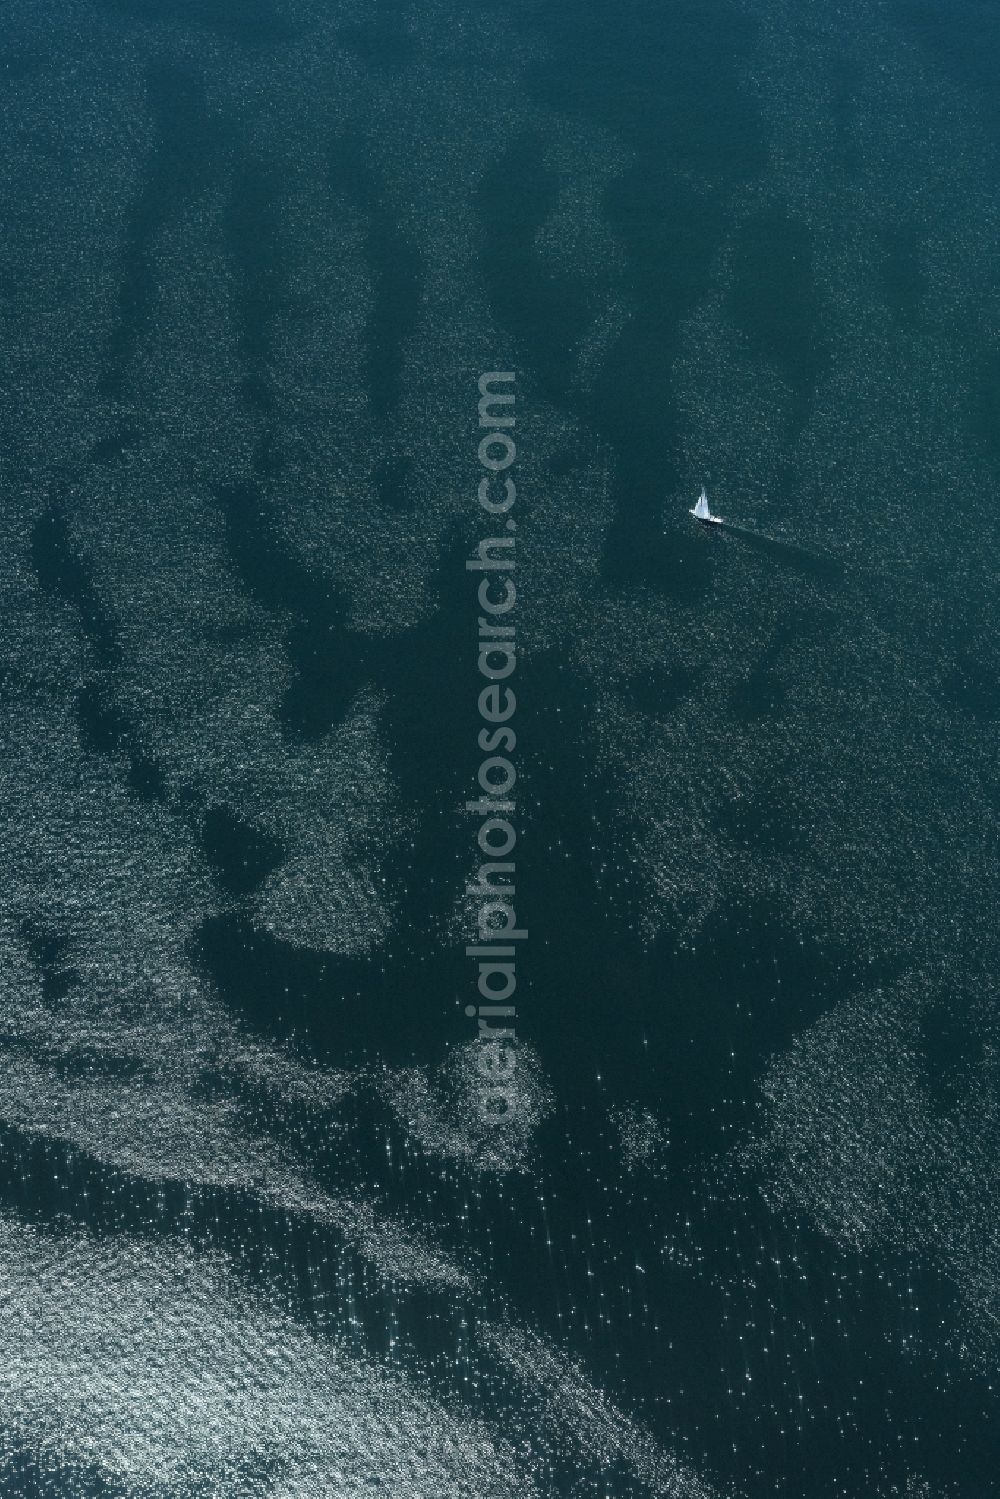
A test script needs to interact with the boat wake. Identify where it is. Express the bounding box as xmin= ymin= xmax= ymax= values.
xmin=708 ymin=517 xmax=845 ymax=580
